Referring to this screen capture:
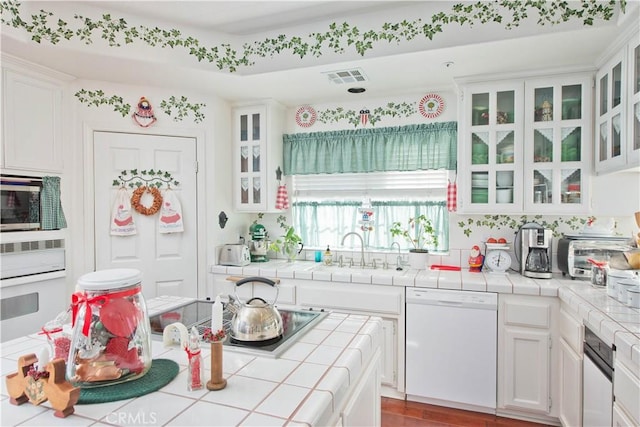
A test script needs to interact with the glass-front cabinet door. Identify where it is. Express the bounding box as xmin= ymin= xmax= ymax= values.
xmin=627 ymin=31 xmax=640 ymax=167
xmin=461 ymin=81 xmax=524 ymax=213
xmin=524 ymin=75 xmax=592 ymax=213
xmin=234 ymin=105 xmax=267 ymax=211
xmin=595 ymin=51 xmax=627 ymax=173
